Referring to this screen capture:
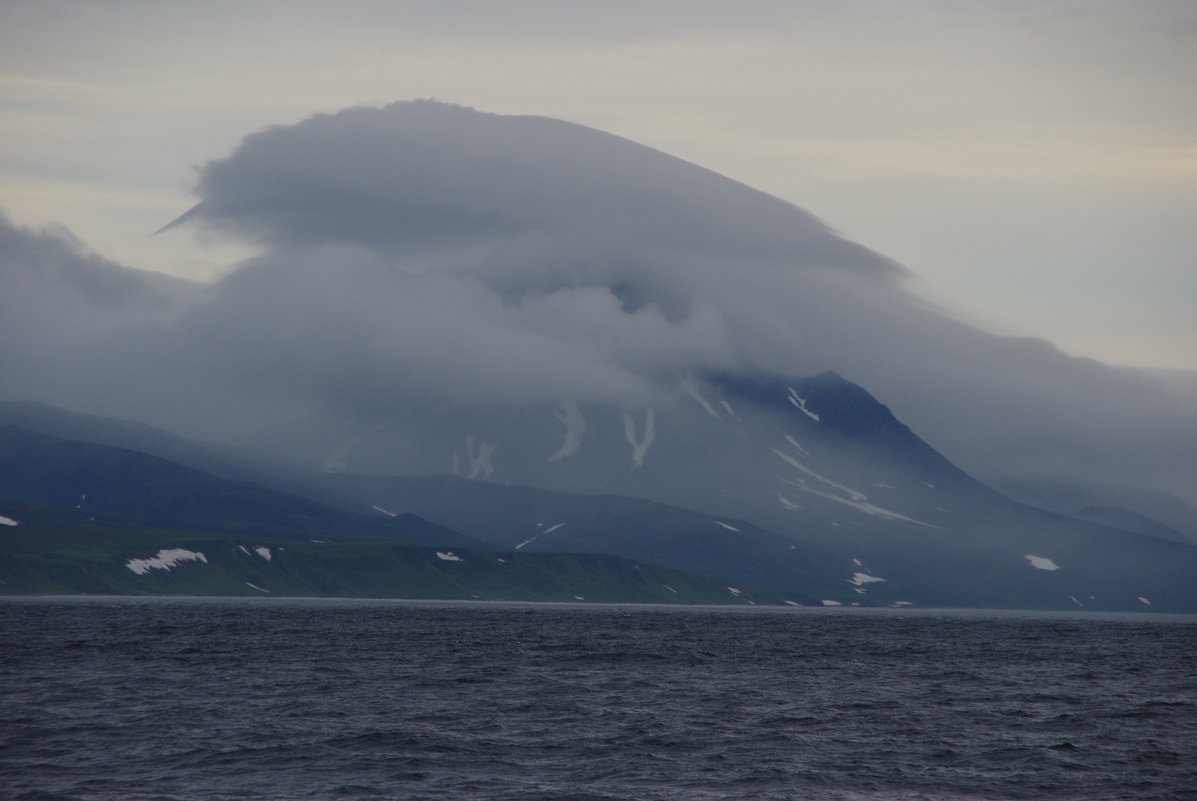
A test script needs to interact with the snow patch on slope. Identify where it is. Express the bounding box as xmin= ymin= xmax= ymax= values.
xmin=623 ymin=409 xmax=655 ymax=469
xmin=453 ymin=437 xmax=496 ymax=479
xmin=548 ymin=402 xmax=586 ymax=461
xmin=0 ymin=514 xmax=18 ymax=526
xmin=126 ymin=548 xmax=208 ymax=575
xmin=776 ymin=494 xmax=801 ymax=510
xmin=1024 ymin=554 xmax=1059 ymax=571
xmin=715 ymin=521 xmax=740 ymax=532
xmin=773 ymin=449 xmax=935 ymax=527
xmin=323 ymin=435 xmax=358 ymax=472
xmin=774 ymin=447 xmax=865 ymax=501
xmin=680 ymin=376 xmax=719 ymax=419
xmin=436 ymin=551 xmax=463 ymax=562
xmin=784 ymin=434 xmax=810 ymax=456
xmin=787 ymin=388 xmax=820 ymax=421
